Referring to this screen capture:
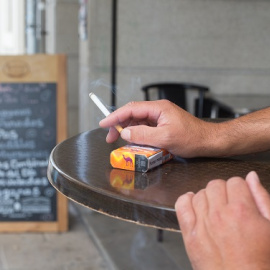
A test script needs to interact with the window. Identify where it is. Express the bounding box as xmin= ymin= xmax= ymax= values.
xmin=0 ymin=0 xmax=25 ymax=54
